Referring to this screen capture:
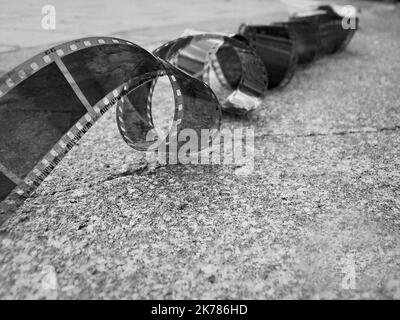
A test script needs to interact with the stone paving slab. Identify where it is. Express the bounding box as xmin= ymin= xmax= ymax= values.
xmin=0 ymin=0 xmax=399 ymax=299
